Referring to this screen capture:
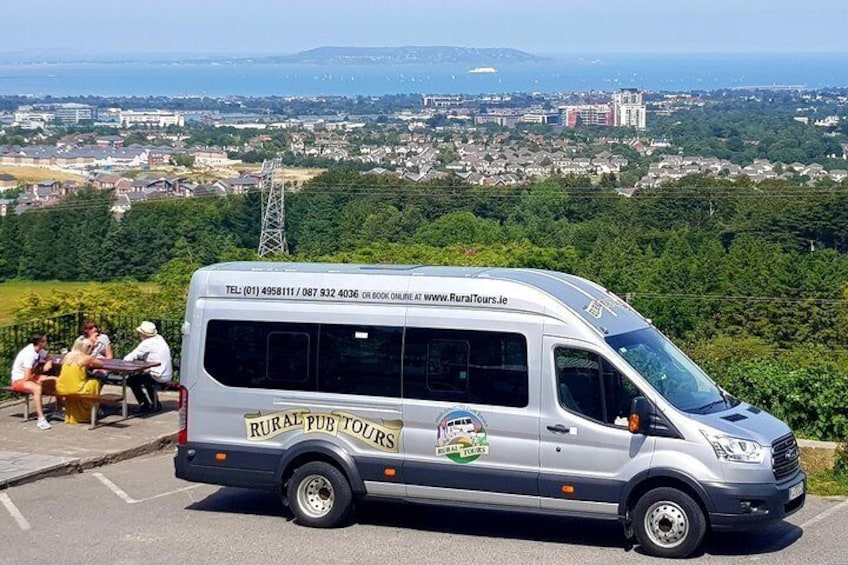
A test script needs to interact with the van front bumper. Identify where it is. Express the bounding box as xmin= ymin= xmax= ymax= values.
xmin=705 ymin=472 xmax=806 ymax=531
